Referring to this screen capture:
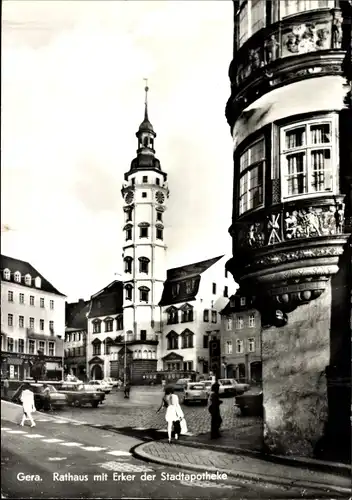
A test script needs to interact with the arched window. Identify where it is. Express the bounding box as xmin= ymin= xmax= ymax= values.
xmin=180 ymin=303 xmax=194 ymax=323
xmin=152 ymin=350 xmax=156 ymax=359
xmin=14 ymin=271 xmax=21 ymax=283
xmin=166 ymin=306 xmax=178 ymax=325
xmin=138 ymin=257 xmax=150 ymax=274
xmin=181 ymin=329 xmax=194 ymax=349
xmin=125 ymin=284 xmax=133 ymax=301
xmin=35 ymin=277 xmax=41 ymax=288
xmin=124 ymin=256 xmax=133 ymax=274
xmin=3 ymin=268 xmax=10 ymax=280
xmin=92 ymin=319 xmax=102 ymax=334
xmin=25 ymin=274 xmax=32 ymax=286
xmin=143 ymin=349 xmax=148 ymax=359
xmin=139 ymin=286 xmax=150 ymax=303
xmin=92 ymin=338 xmax=101 ymax=356
xmin=124 ymin=207 xmax=133 ymax=223
xmin=138 ymin=350 xmax=142 ymax=359
xmin=148 ymin=350 xmax=152 ymax=359
xmin=166 ymin=331 xmax=179 ymax=350
xmin=156 ymin=223 xmax=164 ymax=240
xmin=104 ymin=318 xmax=114 ymax=332
xmin=124 ymin=224 xmax=133 ymax=241
xmin=138 ymin=222 xmax=150 ymax=239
